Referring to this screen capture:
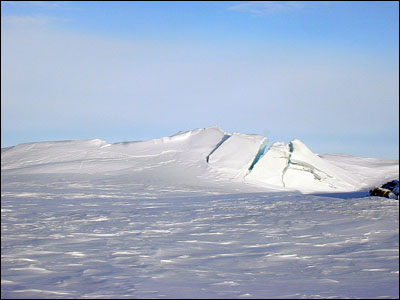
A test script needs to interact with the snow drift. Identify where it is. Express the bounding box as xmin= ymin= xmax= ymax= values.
xmin=1 ymin=126 xmax=398 ymax=193
xmin=1 ymin=127 xmax=399 ymax=299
